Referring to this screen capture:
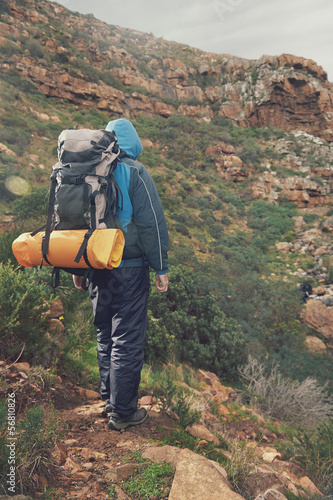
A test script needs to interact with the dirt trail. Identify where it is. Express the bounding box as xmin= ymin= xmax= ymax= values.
xmin=0 ymin=365 xmax=177 ymax=499
xmin=53 ymin=394 xmax=176 ymax=499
